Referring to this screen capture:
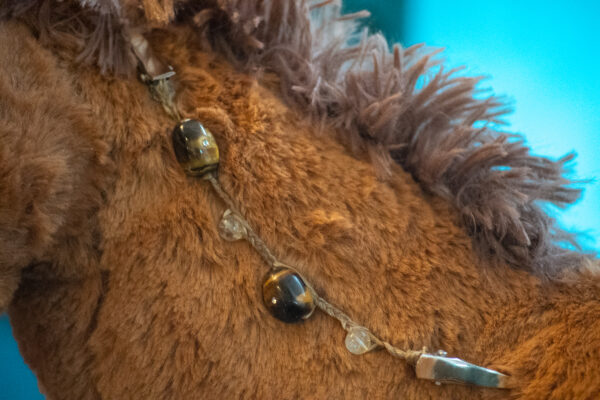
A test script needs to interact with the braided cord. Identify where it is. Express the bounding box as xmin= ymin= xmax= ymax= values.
xmin=146 ymin=69 xmax=425 ymax=364
xmin=136 ymin=41 xmax=513 ymax=392
xmin=145 ymin=76 xmax=182 ymax=121
xmin=207 ymin=174 xmax=424 ymax=364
